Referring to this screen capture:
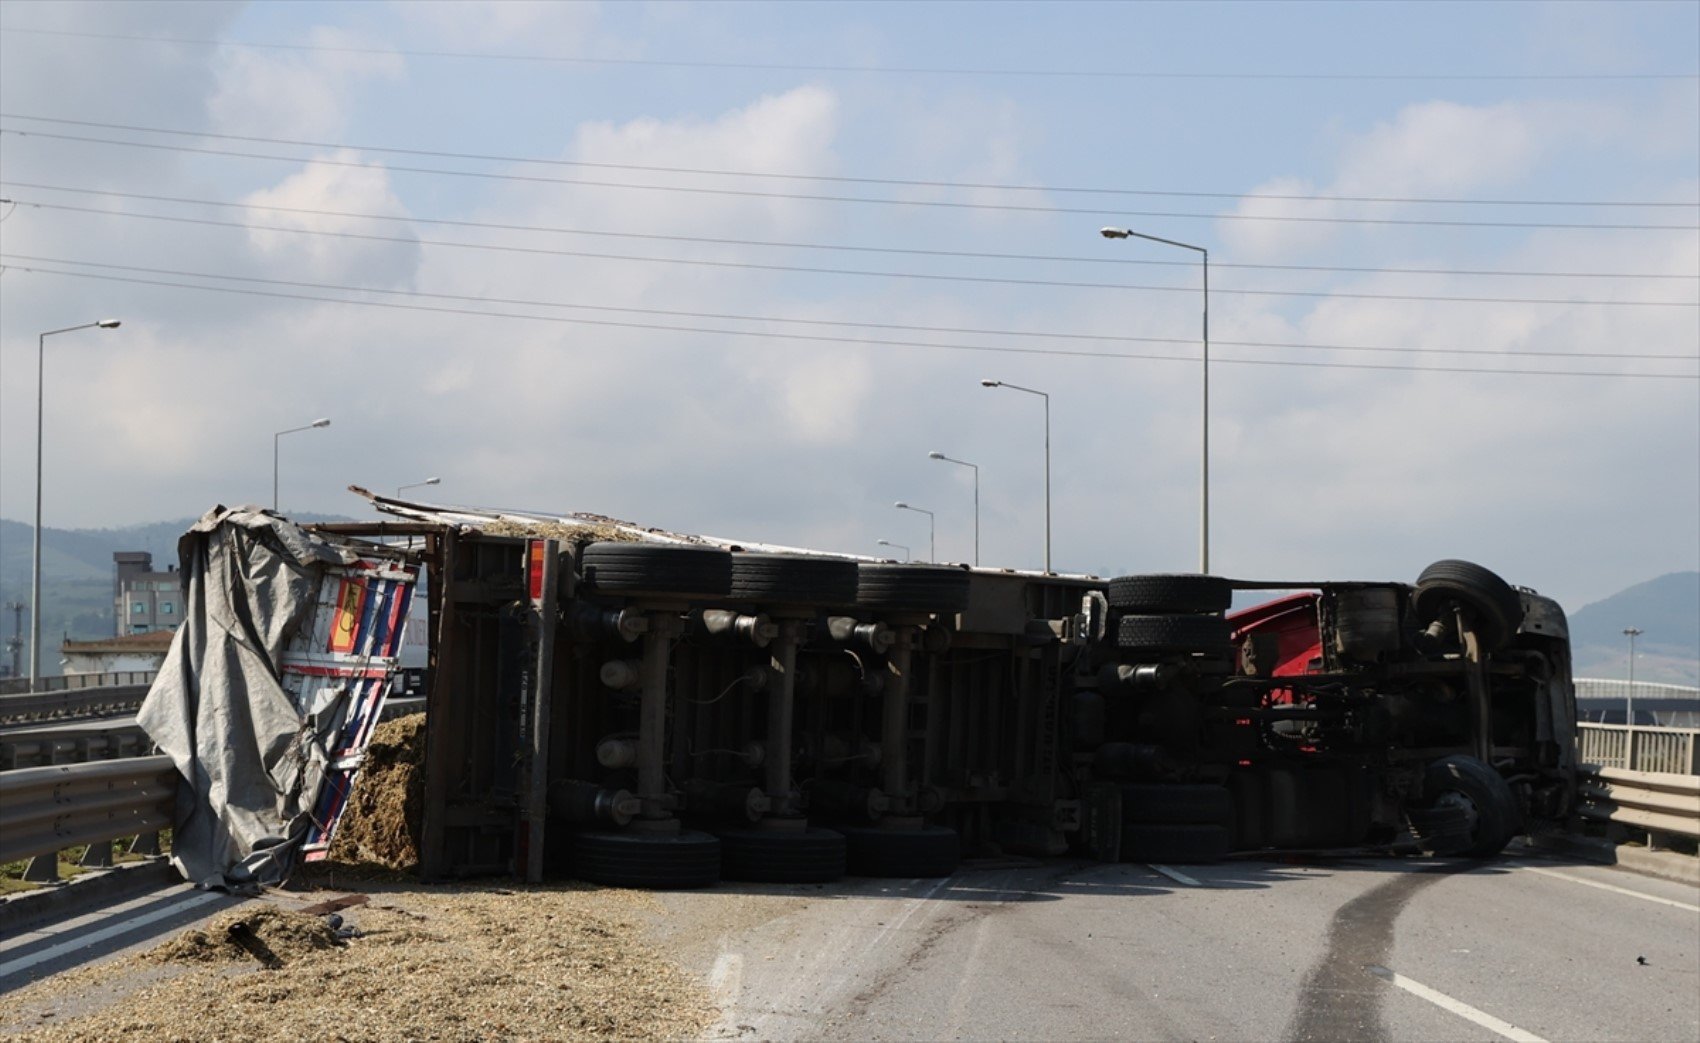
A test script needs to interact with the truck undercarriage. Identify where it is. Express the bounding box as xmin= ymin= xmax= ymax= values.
xmin=324 ymin=505 xmax=1576 ymax=886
